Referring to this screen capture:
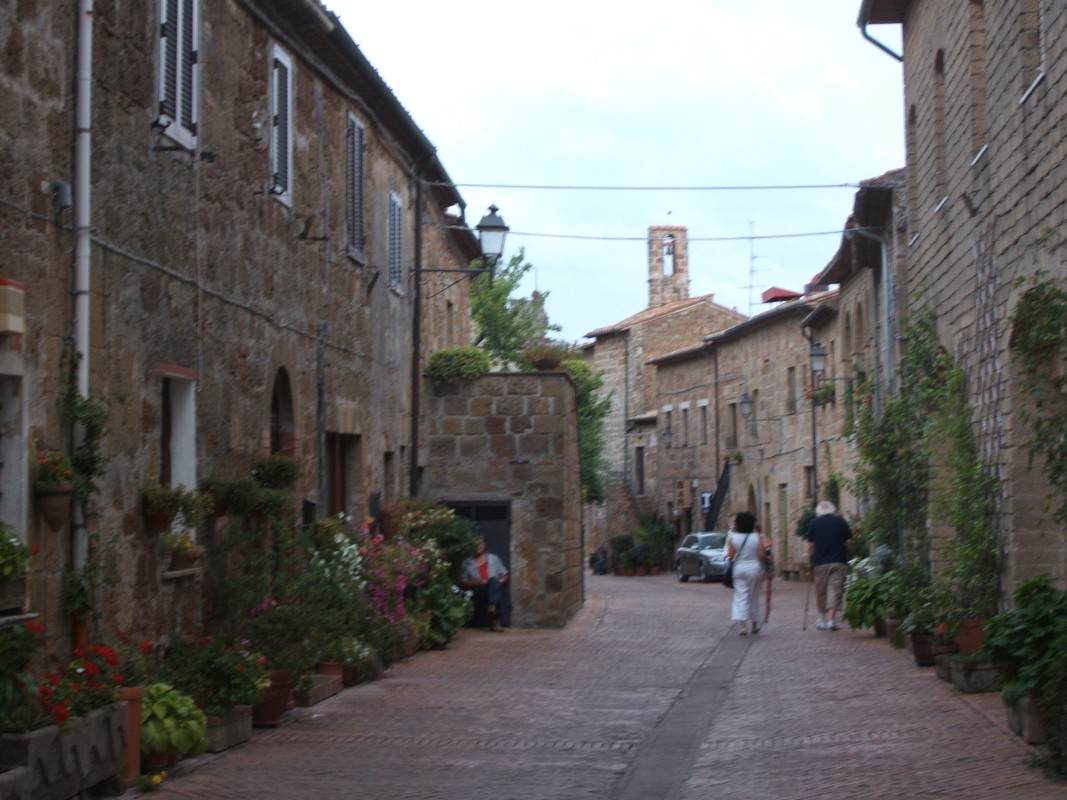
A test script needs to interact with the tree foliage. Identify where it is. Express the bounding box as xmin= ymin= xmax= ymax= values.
xmin=562 ymin=358 xmax=612 ymax=503
xmin=470 ymin=249 xmax=554 ymax=367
